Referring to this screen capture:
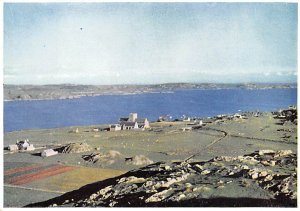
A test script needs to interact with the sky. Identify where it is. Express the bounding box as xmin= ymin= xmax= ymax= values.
xmin=3 ymin=3 xmax=298 ymax=84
